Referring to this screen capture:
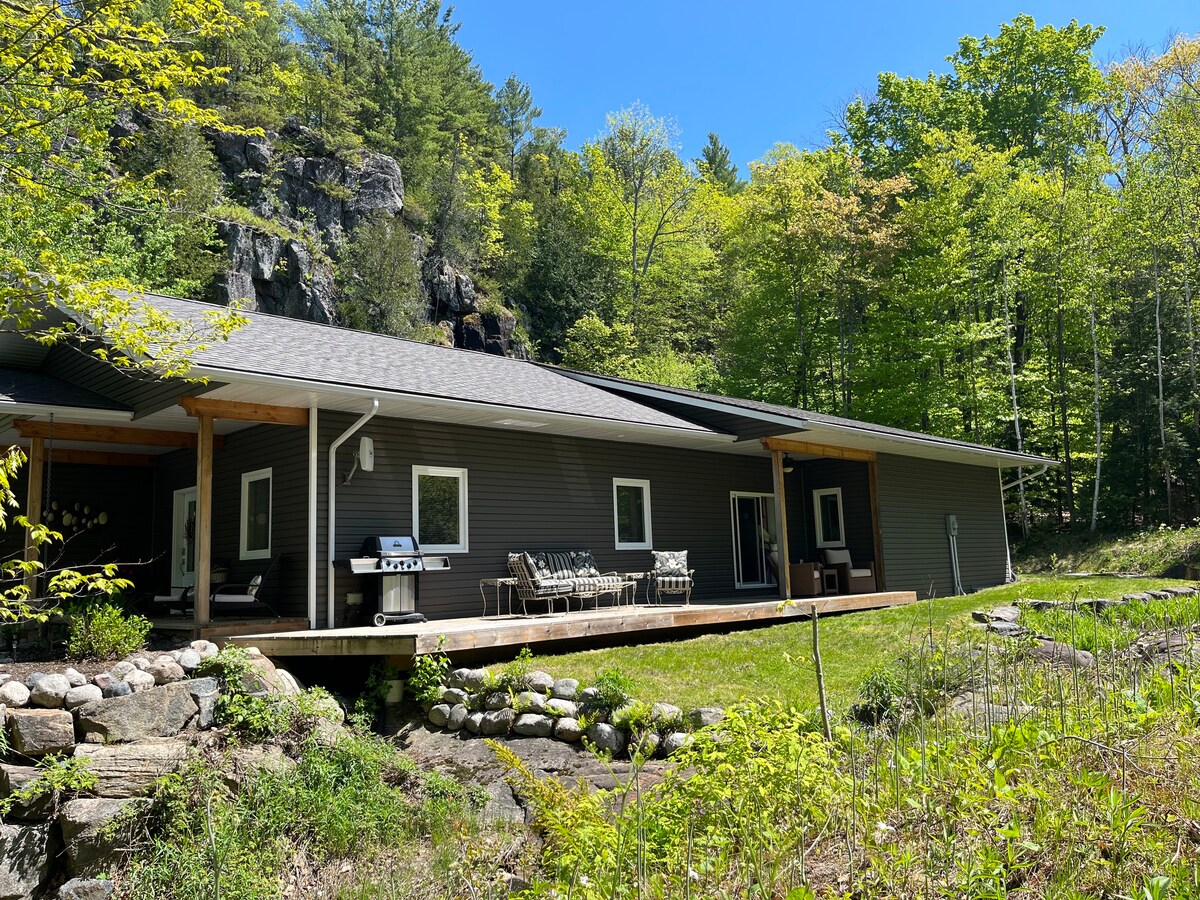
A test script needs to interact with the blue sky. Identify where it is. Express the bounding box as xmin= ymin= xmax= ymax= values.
xmin=451 ymin=1 xmax=1195 ymax=171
